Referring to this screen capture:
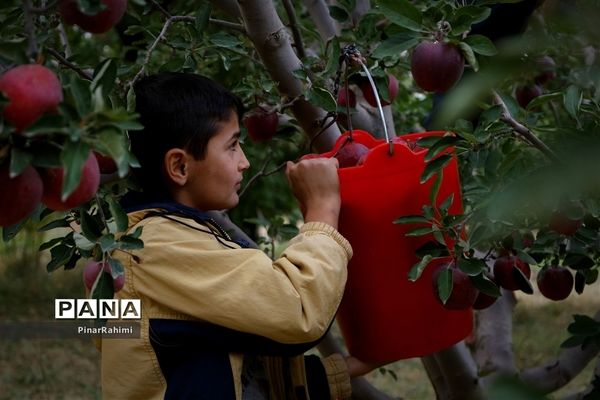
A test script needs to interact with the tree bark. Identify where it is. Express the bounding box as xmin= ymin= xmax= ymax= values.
xmin=301 ymin=0 xmax=338 ymax=41
xmin=520 ymin=310 xmax=600 ymax=394
xmin=421 ymin=355 xmax=448 ymax=400
xmin=474 ymin=291 xmax=518 ymax=380
xmin=238 ymin=0 xmax=341 ymax=151
xmin=435 ymin=342 xmax=486 ymax=400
